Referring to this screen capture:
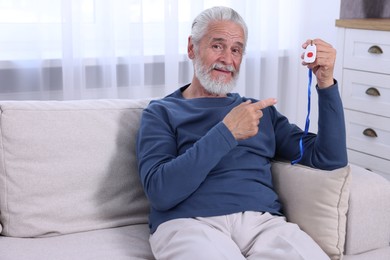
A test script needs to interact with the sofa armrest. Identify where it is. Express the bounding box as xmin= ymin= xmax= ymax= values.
xmin=344 ymin=164 xmax=390 ymax=255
